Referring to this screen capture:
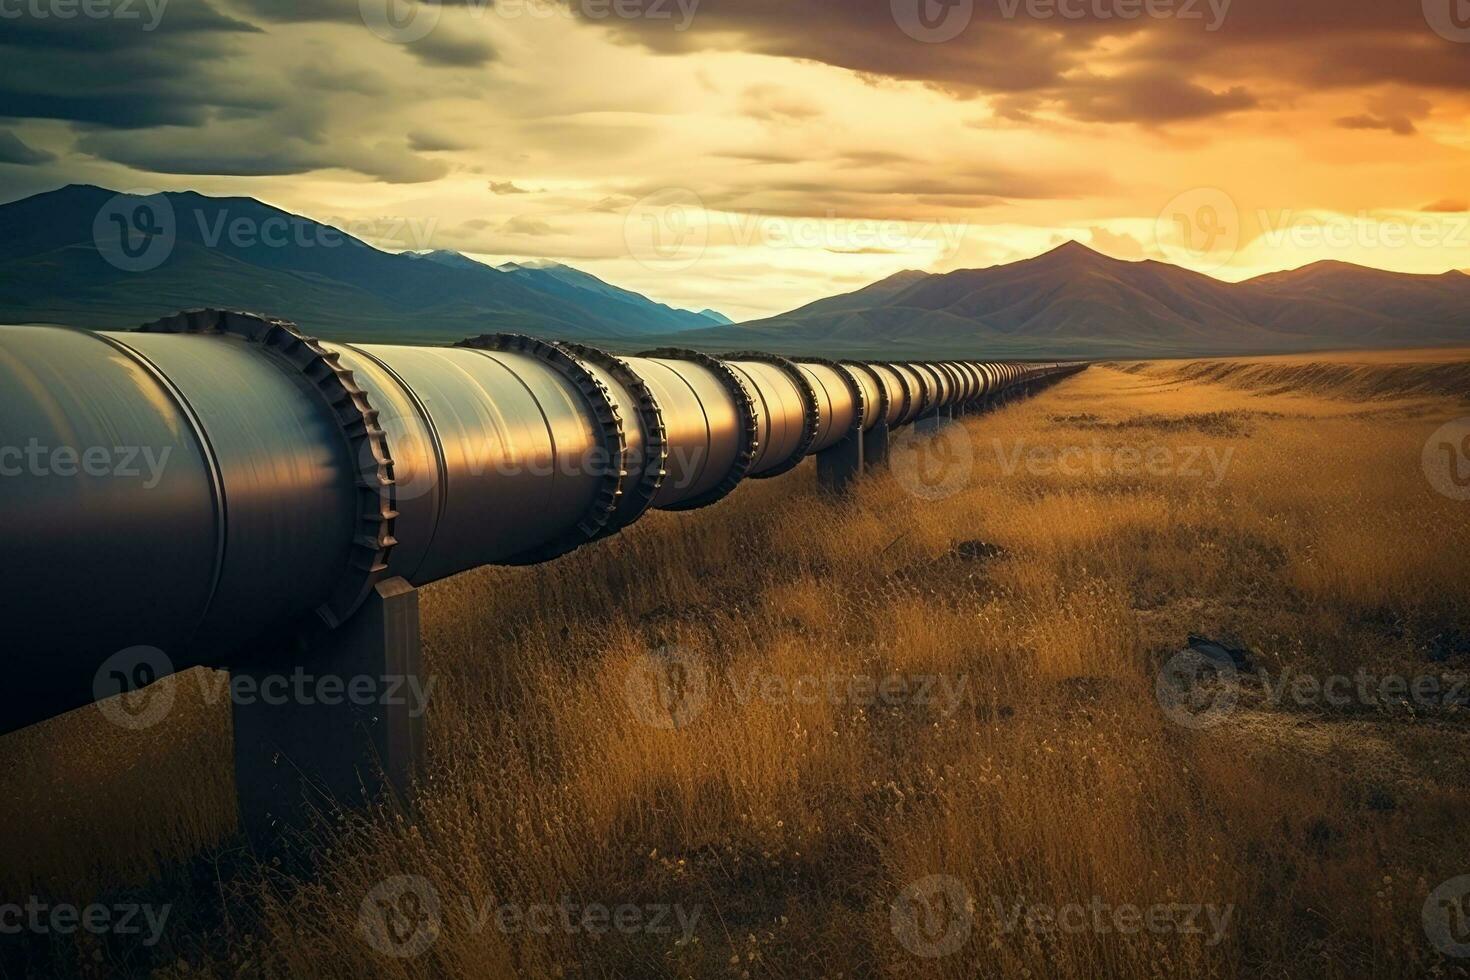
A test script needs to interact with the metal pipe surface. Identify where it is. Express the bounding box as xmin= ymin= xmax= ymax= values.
xmin=0 ymin=309 xmax=1085 ymax=731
